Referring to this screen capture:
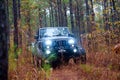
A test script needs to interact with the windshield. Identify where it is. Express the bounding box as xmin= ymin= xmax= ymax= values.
xmin=39 ymin=27 xmax=70 ymax=37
